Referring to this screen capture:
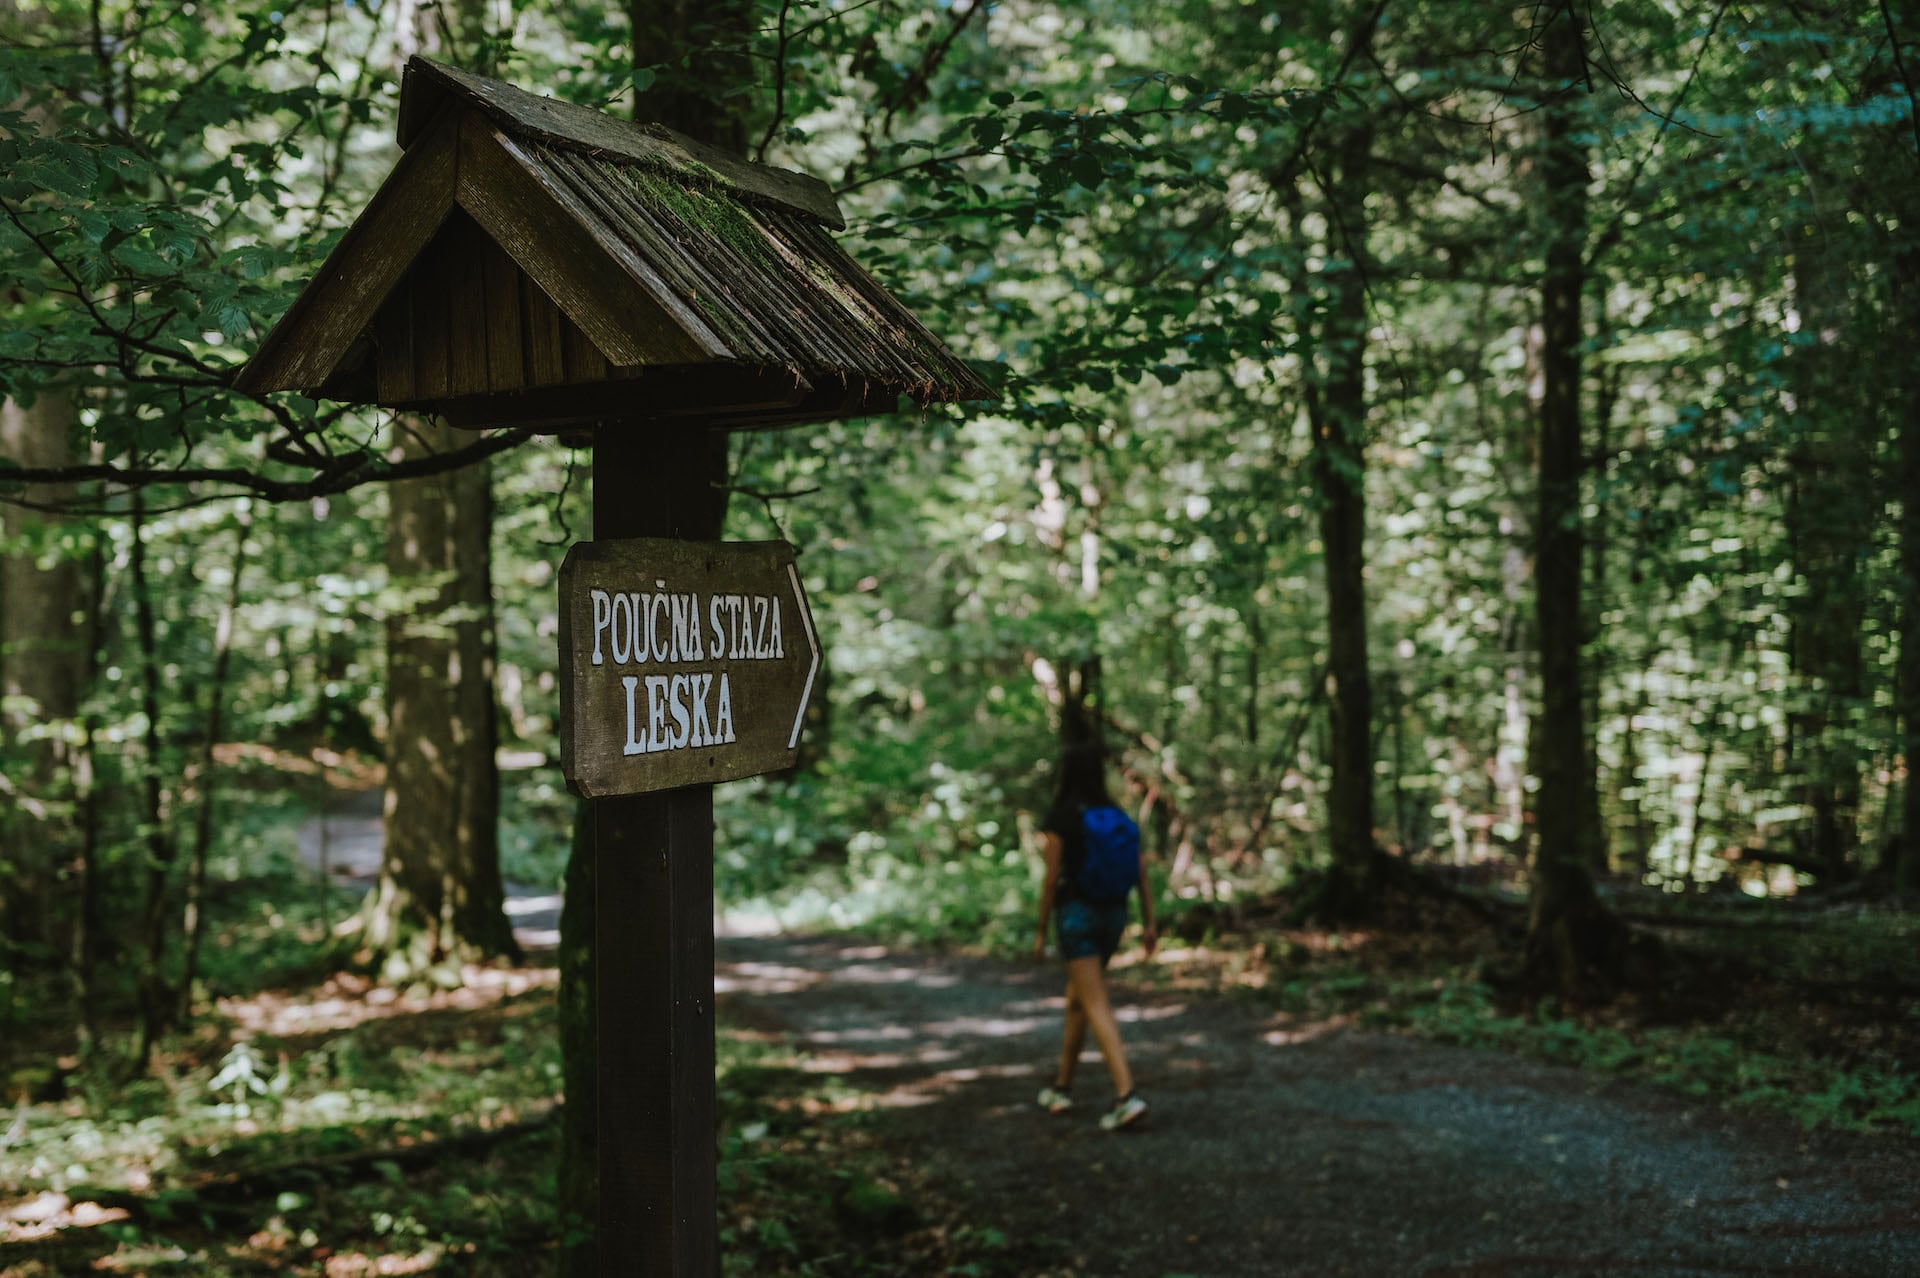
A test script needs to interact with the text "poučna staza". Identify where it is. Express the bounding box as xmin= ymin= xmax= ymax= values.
xmin=587 ymin=584 xmax=786 ymax=756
